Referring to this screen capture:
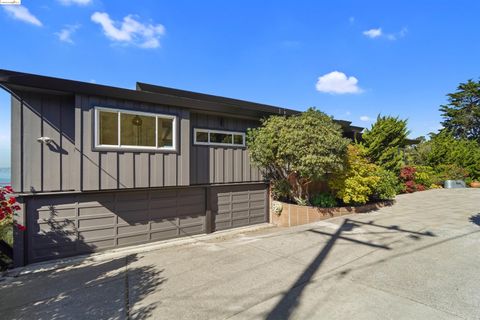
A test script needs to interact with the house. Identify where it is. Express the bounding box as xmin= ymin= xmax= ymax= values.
xmin=0 ymin=69 xmax=363 ymax=266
